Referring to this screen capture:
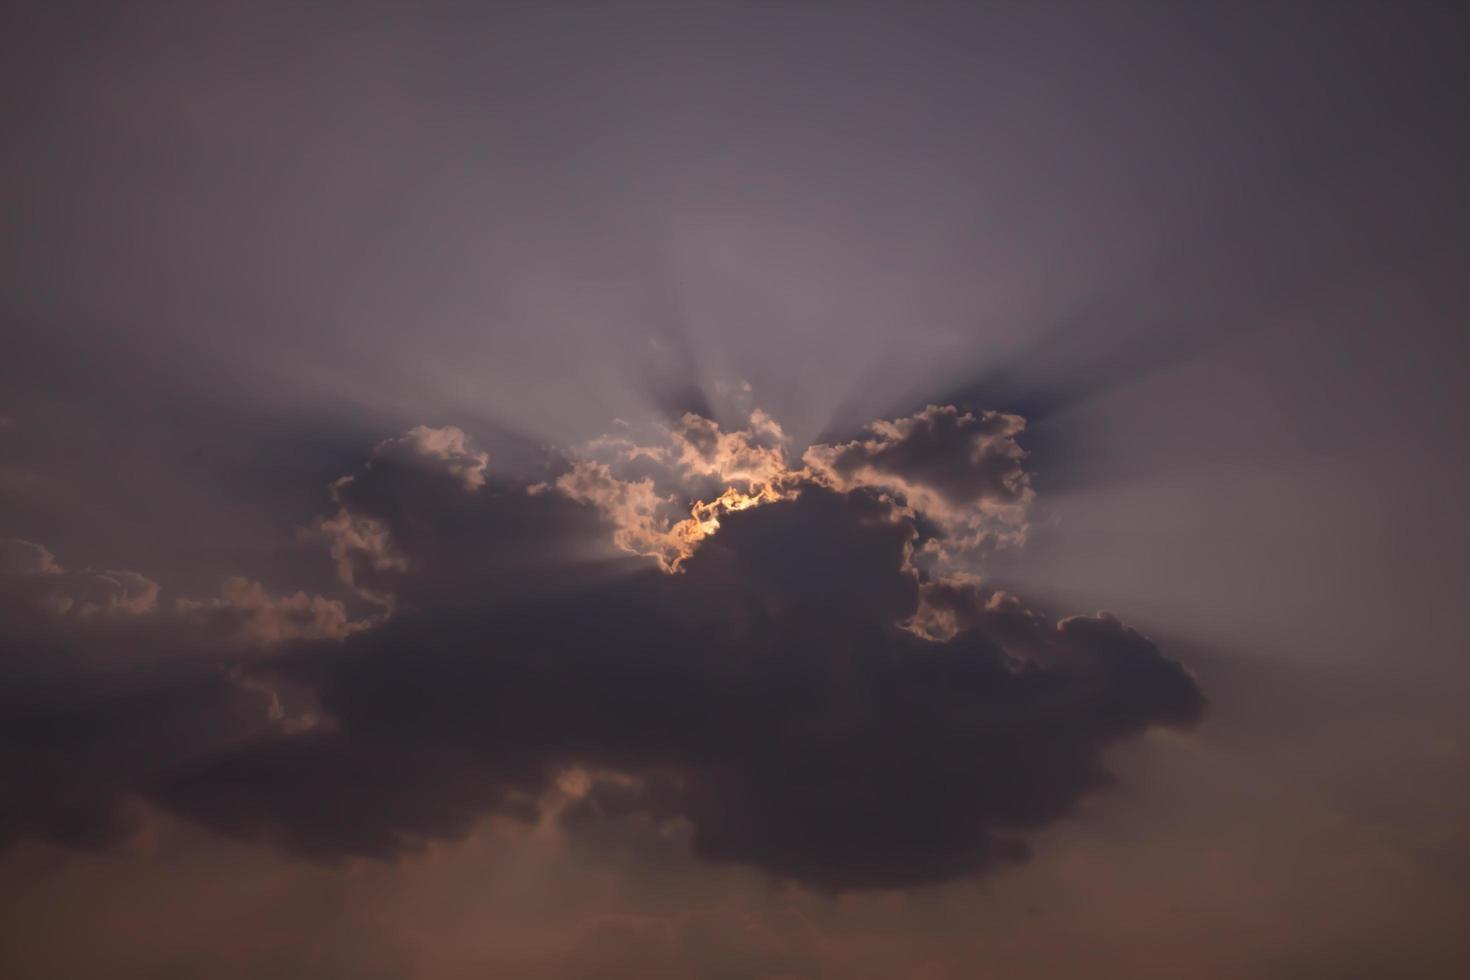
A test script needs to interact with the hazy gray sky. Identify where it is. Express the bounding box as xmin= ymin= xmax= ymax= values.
xmin=2 ymin=3 xmax=1468 ymax=977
